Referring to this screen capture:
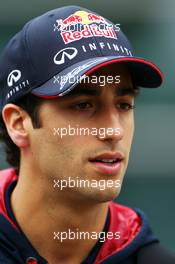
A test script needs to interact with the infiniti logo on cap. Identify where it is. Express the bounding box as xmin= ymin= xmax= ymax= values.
xmin=7 ymin=70 xmax=21 ymax=87
xmin=54 ymin=47 xmax=78 ymax=65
